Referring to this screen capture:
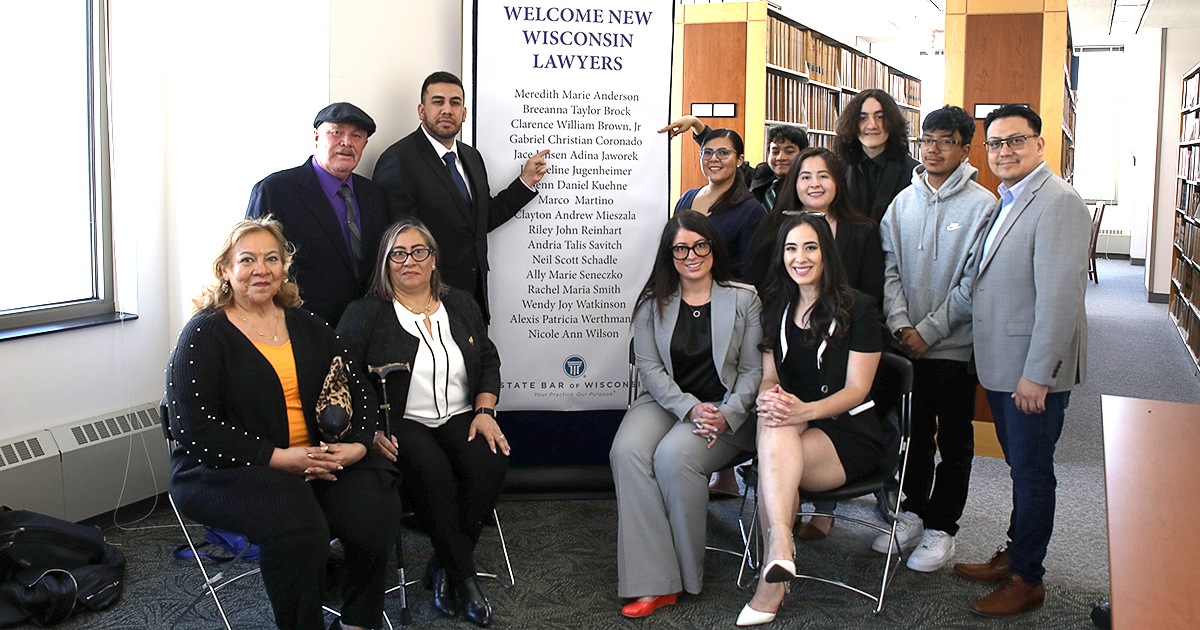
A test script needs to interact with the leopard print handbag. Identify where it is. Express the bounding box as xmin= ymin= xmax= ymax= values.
xmin=315 ymin=356 xmax=352 ymax=443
